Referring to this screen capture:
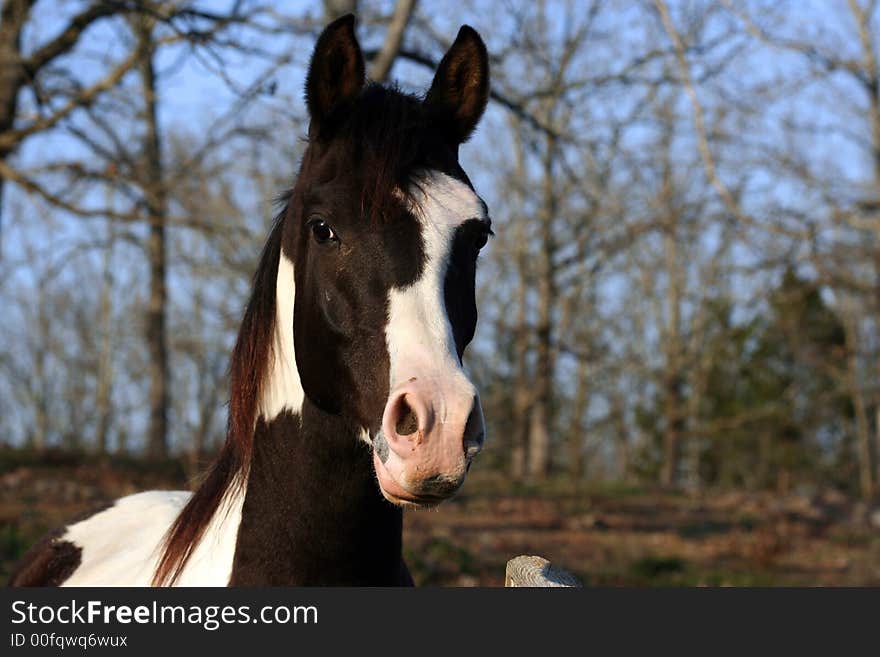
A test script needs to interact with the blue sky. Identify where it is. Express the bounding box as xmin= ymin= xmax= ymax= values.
xmin=2 ymin=1 xmax=877 ymax=451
